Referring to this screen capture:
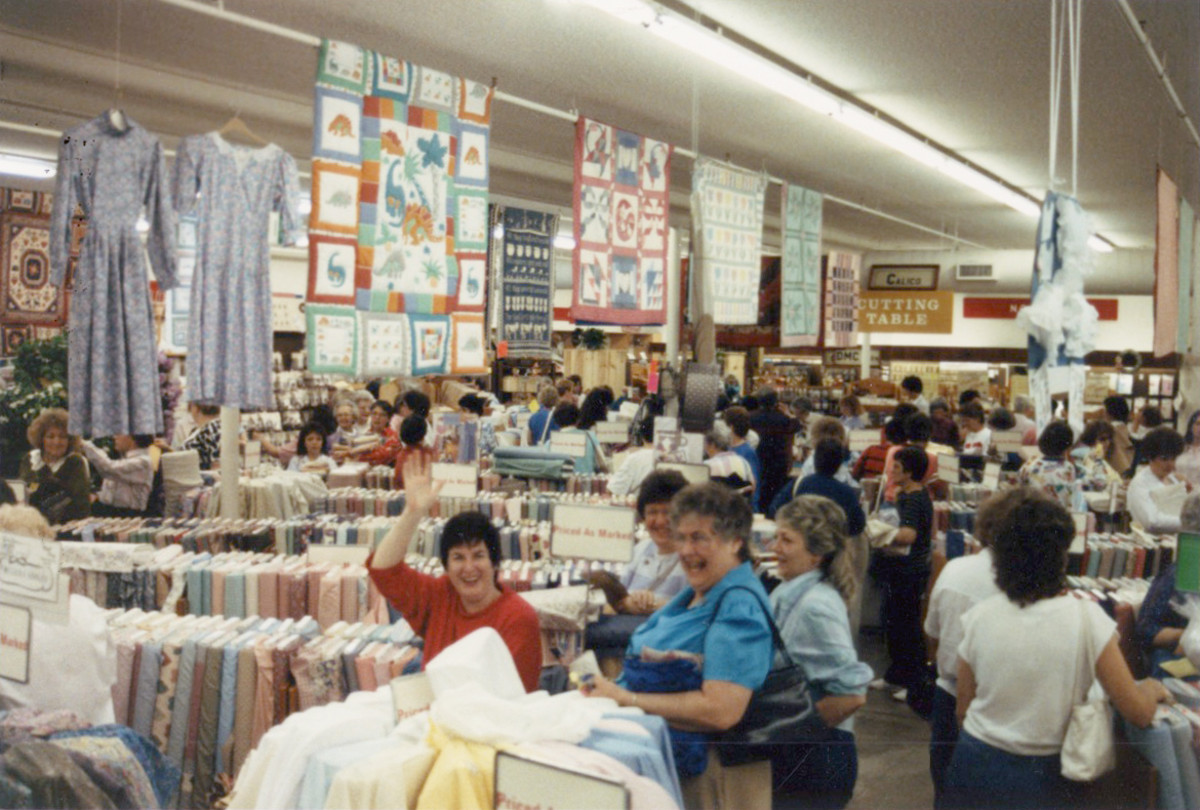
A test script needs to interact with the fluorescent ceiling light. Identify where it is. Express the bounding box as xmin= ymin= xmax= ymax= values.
xmin=569 ymin=0 xmax=1077 ymax=228
xmin=0 ymin=153 xmax=55 ymax=179
xmin=554 ymin=234 xmax=576 ymax=250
